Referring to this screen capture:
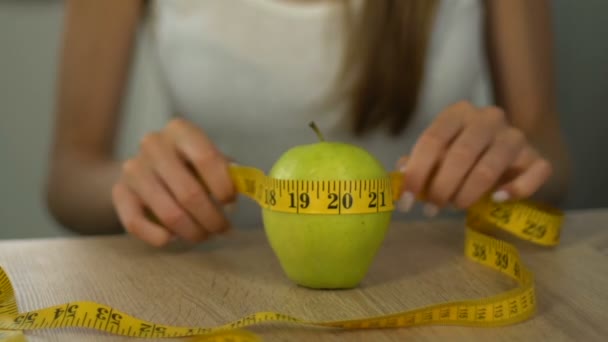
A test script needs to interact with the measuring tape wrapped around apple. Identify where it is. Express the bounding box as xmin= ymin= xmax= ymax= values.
xmin=0 ymin=125 xmax=563 ymax=341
